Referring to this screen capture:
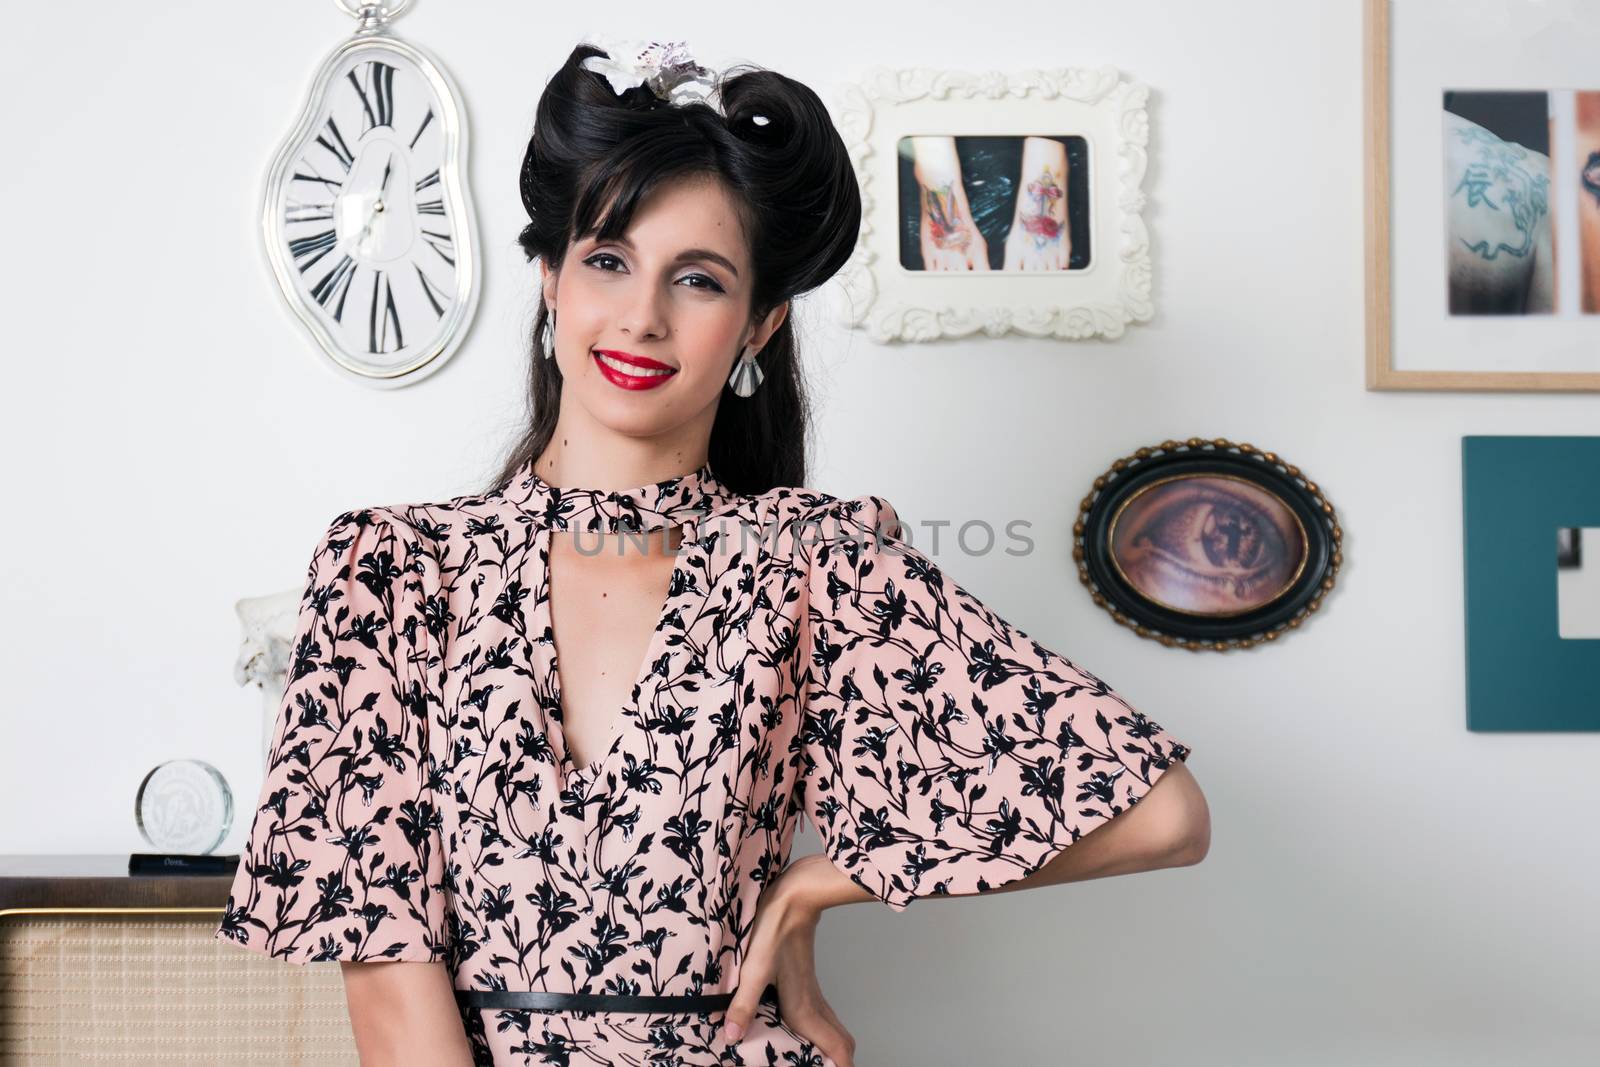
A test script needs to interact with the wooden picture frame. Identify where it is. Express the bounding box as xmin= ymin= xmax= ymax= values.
xmin=1364 ymin=0 xmax=1600 ymax=391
